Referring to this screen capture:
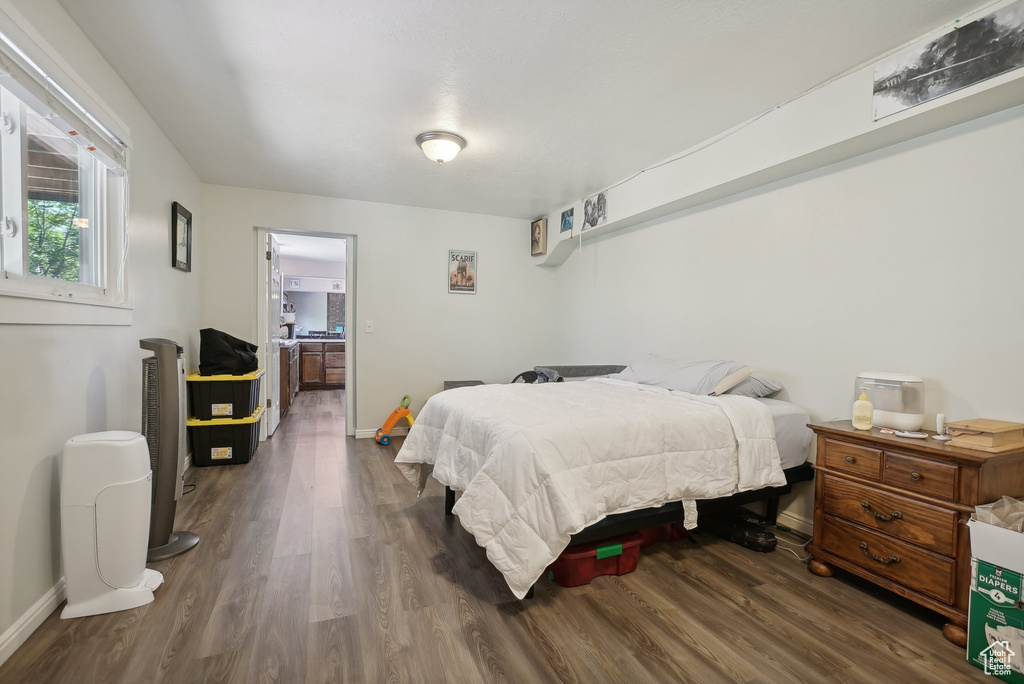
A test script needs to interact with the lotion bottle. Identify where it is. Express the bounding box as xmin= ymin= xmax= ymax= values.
xmin=852 ymin=390 xmax=873 ymax=430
